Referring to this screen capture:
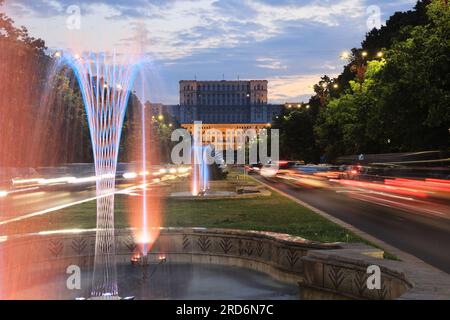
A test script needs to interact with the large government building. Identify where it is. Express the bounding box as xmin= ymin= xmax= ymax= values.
xmin=149 ymin=80 xmax=284 ymax=150
xmin=179 ymin=80 xmax=268 ymax=106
